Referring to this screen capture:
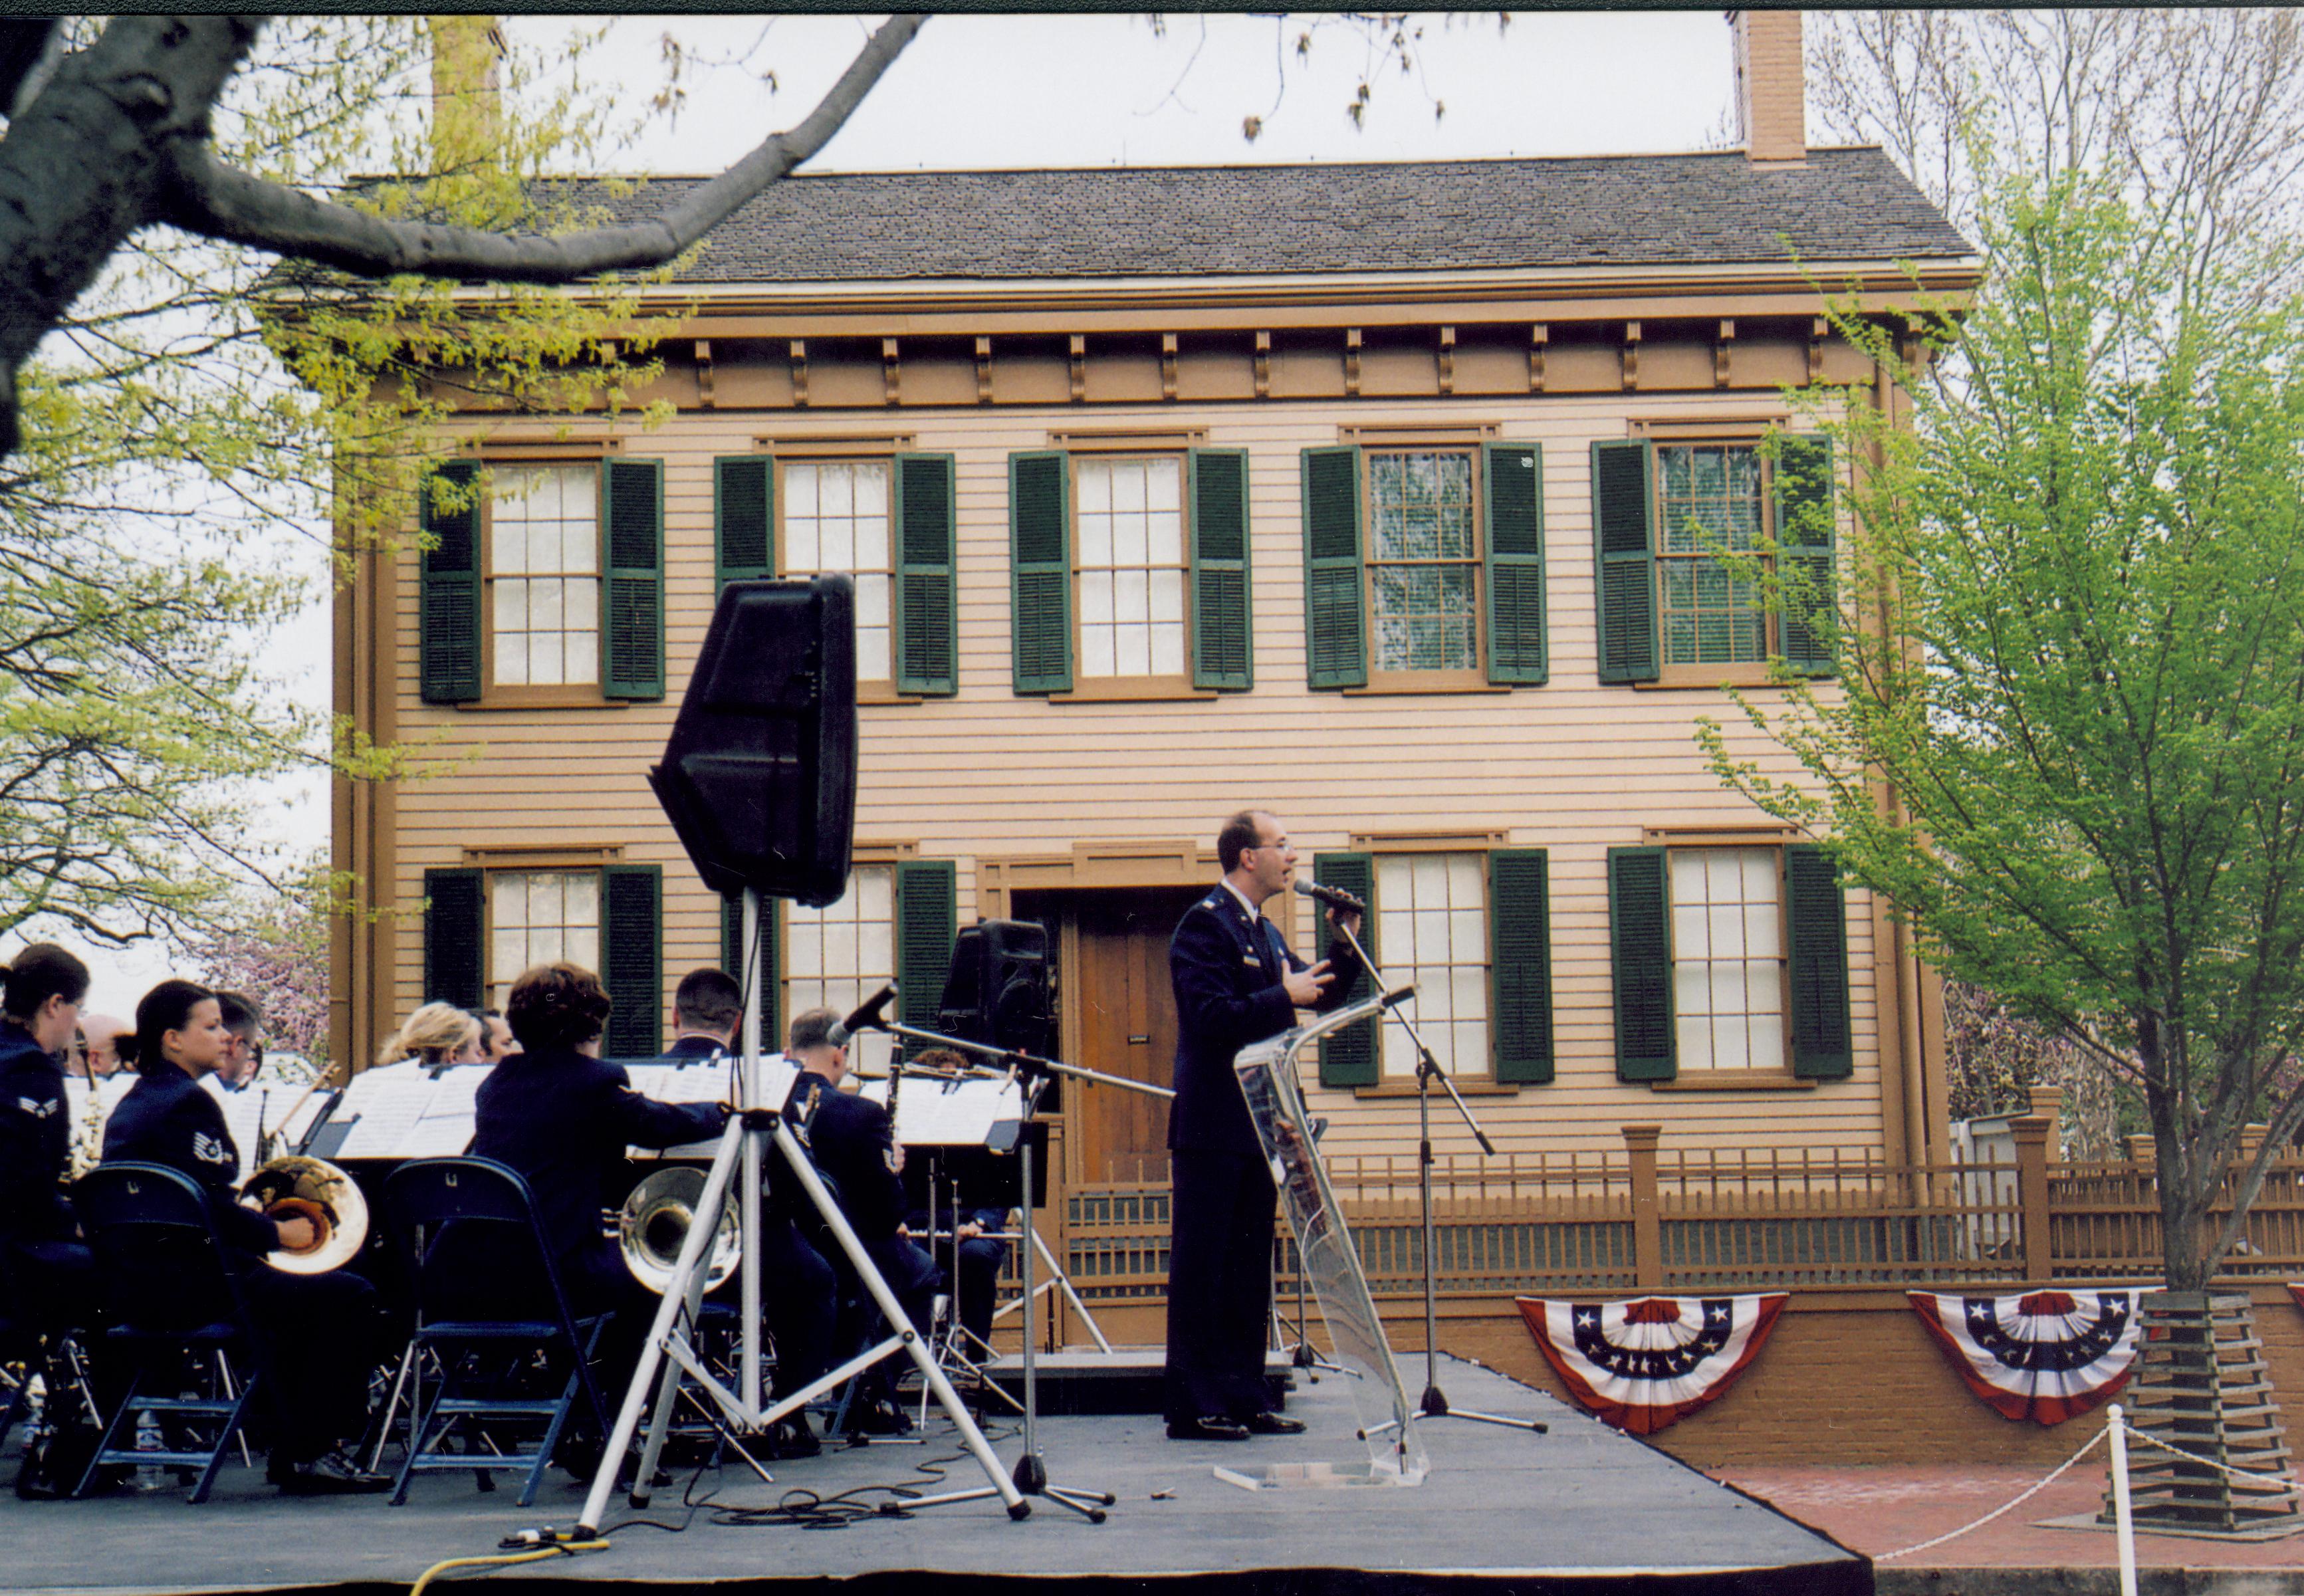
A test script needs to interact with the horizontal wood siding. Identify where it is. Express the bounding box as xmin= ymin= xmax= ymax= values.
xmin=379 ymin=390 xmax=1888 ymax=1155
